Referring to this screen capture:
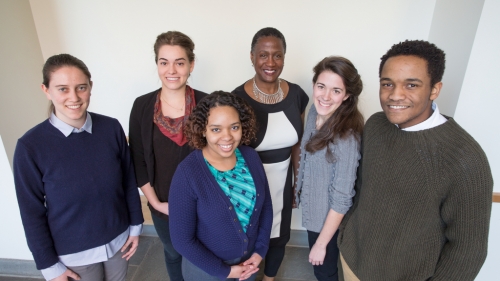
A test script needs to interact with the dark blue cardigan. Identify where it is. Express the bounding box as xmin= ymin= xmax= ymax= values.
xmin=169 ymin=145 xmax=273 ymax=280
xmin=13 ymin=113 xmax=144 ymax=269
